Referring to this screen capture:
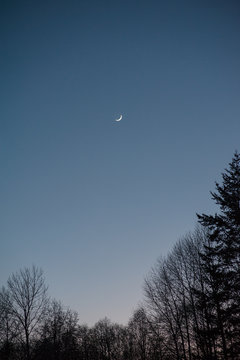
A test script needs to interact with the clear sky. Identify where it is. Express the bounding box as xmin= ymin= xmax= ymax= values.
xmin=1 ymin=0 xmax=240 ymax=326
